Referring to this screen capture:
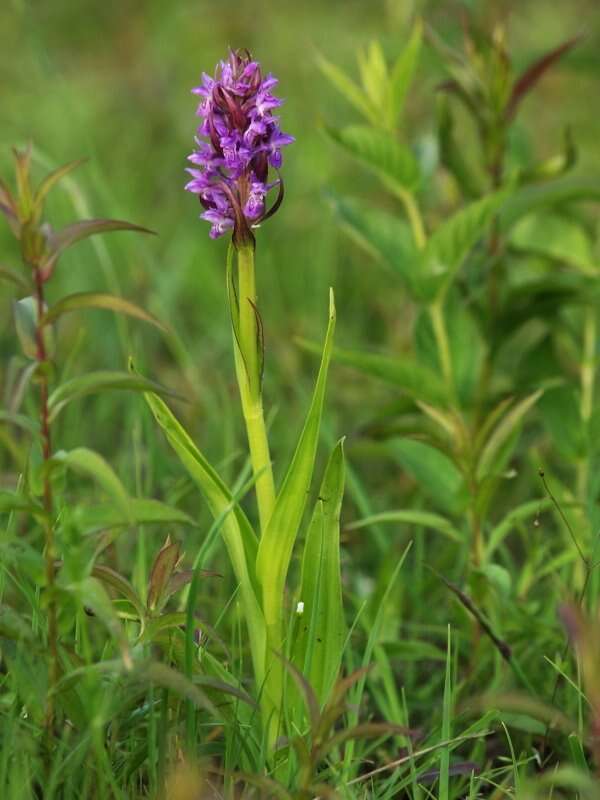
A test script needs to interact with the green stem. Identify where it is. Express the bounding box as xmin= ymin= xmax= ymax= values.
xmin=429 ymin=299 xmax=454 ymax=399
xmin=398 ymin=188 xmax=426 ymax=250
xmin=233 ymin=246 xmax=276 ymax=533
xmin=578 ymin=306 xmax=596 ymax=502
